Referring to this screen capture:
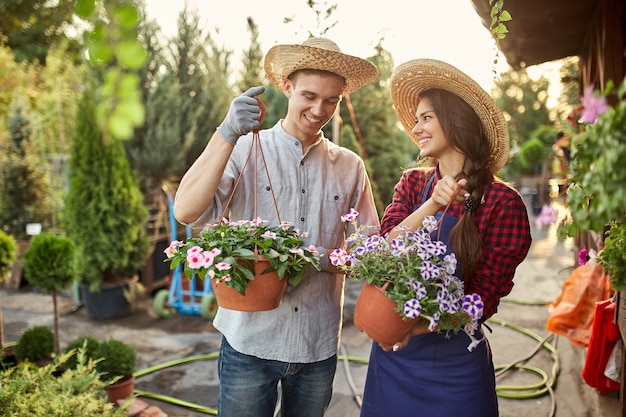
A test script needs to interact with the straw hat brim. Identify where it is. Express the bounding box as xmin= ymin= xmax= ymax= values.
xmin=264 ymin=43 xmax=378 ymax=95
xmin=390 ymin=59 xmax=509 ymax=174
